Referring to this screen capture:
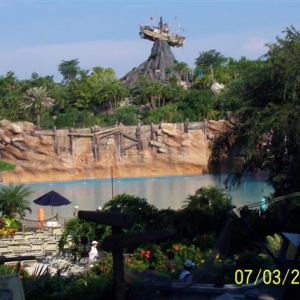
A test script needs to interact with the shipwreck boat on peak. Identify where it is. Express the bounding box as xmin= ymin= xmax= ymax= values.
xmin=139 ymin=16 xmax=186 ymax=48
